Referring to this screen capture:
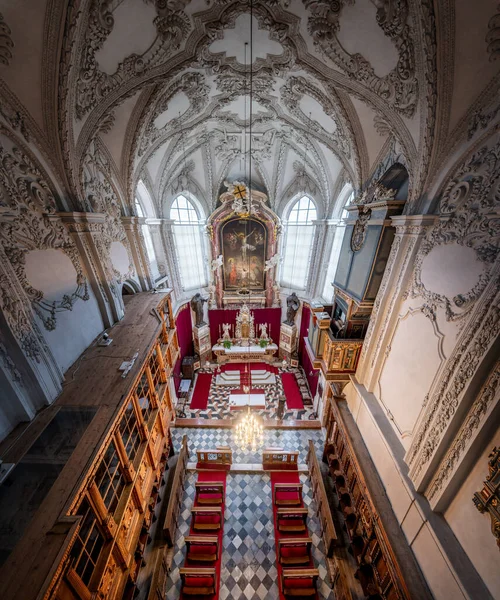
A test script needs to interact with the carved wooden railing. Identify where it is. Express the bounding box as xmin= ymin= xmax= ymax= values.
xmin=146 ymin=548 xmax=169 ymax=600
xmin=306 ymin=440 xmax=337 ymax=557
xmin=321 ymin=333 xmax=363 ymax=374
xmin=262 ymin=448 xmax=299 ymax=469
xmin=196 ymin=447 xmax=233 ymax=467
xmin=324 ymin=404 xmax=411 ymax=600
xmin=163 ymin=434 xmax=189 ymax=547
